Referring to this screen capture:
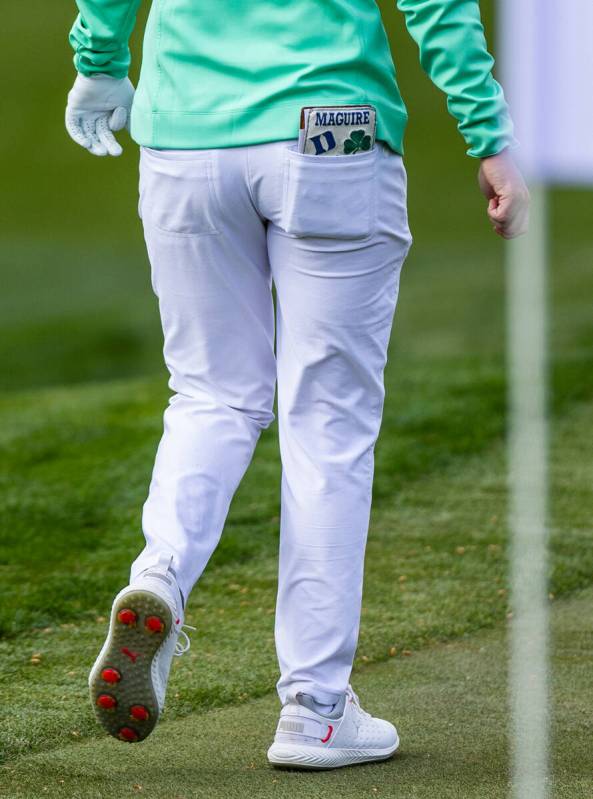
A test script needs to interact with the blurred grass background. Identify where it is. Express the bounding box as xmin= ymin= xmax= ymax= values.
xmin=0 ymin=1 xmax=592 ymax=795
